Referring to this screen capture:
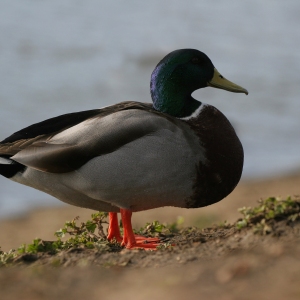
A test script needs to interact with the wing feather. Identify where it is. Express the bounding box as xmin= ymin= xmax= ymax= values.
xmin=11 ymin=109 xmax=176 ymax=173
